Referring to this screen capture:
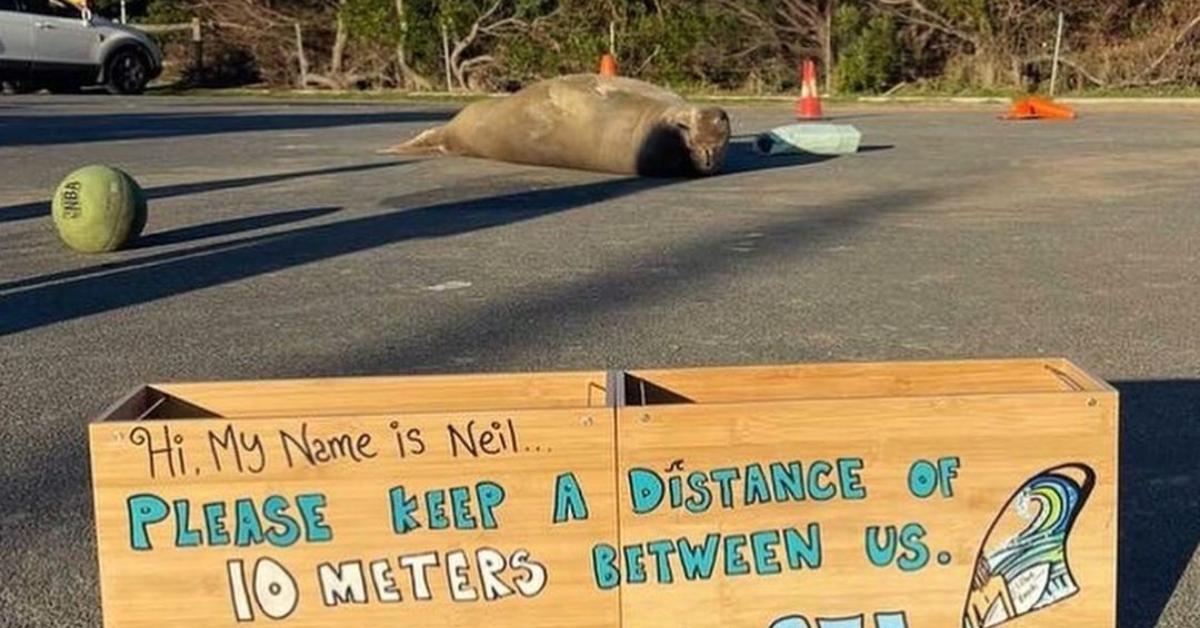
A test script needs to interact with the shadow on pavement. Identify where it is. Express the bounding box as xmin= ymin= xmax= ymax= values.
xmin=0 ymin=109 xmax=452 ymax=147
xmin=0 ymin=177 xmax=934 ymax=625
xmin=1115 ymin=379 xmax=1200 ymax=628
xmin=0 ymin=161 xmax=405 ymax=224
xmin=0 ymin=177 xmax=664 ymax=337
xmin=0 ymin=207 xmax=342 ymax=293
xmin=723 ymin=139 xmax=839 ymax=172
xmin=136 ymin=207 xmax=343 ymax=249
xmin=331 ymin=186 xmax=934 ymax=375
xmin=1 ymin=177 xmax=933 ymax=519
xmin=0 ymin=142 xmax=841 ymax=337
